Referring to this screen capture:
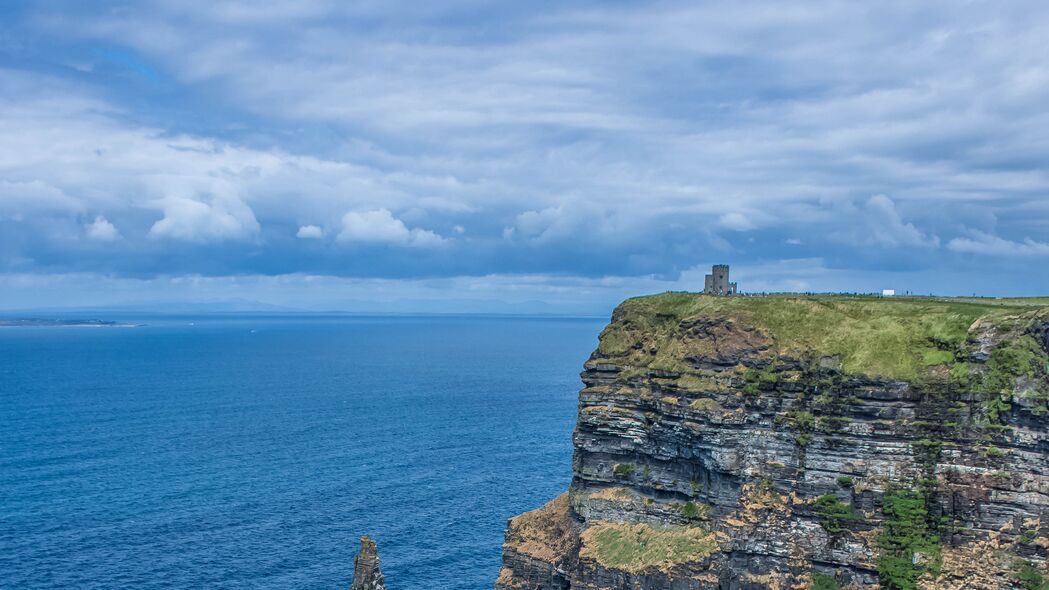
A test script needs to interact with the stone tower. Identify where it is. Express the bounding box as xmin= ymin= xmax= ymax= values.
xmin=703 ymin=264 xmax=737 ymax=295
